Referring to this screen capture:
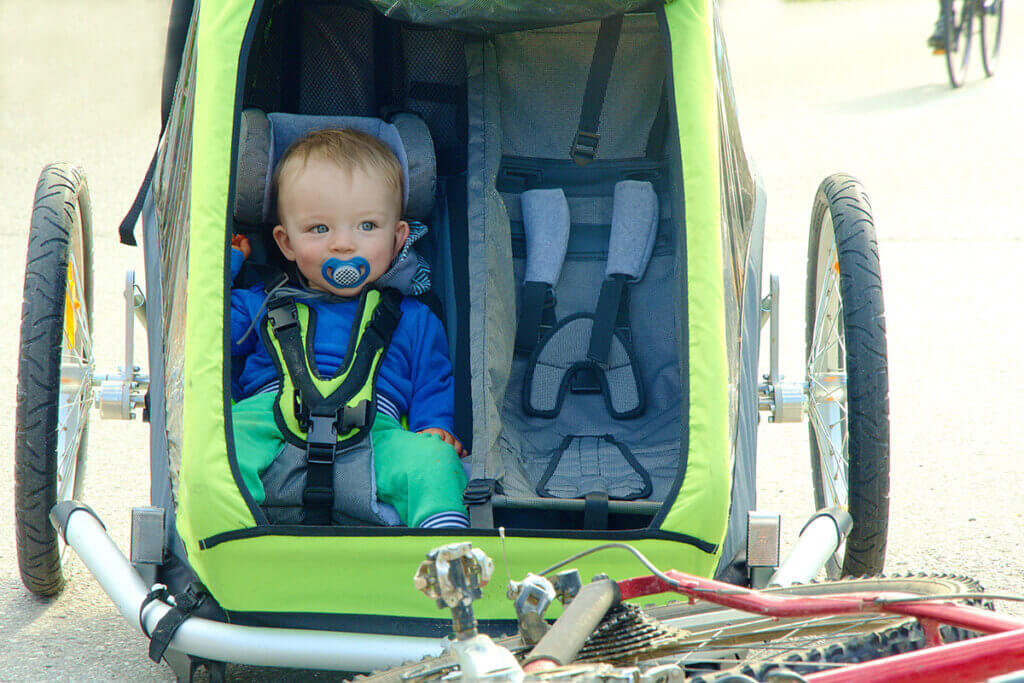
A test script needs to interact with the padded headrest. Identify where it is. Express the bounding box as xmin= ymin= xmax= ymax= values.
xmin=234 ymin=109 xmax=437 ymax=225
